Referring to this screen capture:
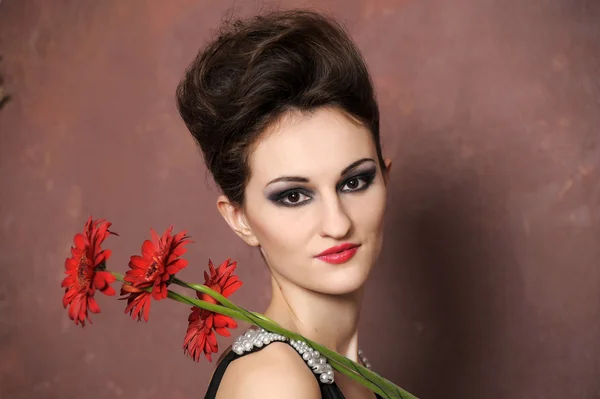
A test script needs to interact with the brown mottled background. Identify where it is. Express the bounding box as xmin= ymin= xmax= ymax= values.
xmin=0 ymin=0 xmax=599 ymax=398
